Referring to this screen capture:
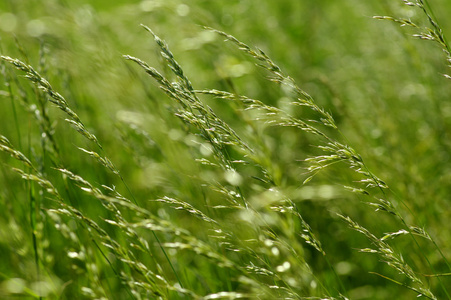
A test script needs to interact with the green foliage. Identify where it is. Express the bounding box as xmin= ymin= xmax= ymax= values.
xmin=0 ymin=0 xmax=451 ymax=299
